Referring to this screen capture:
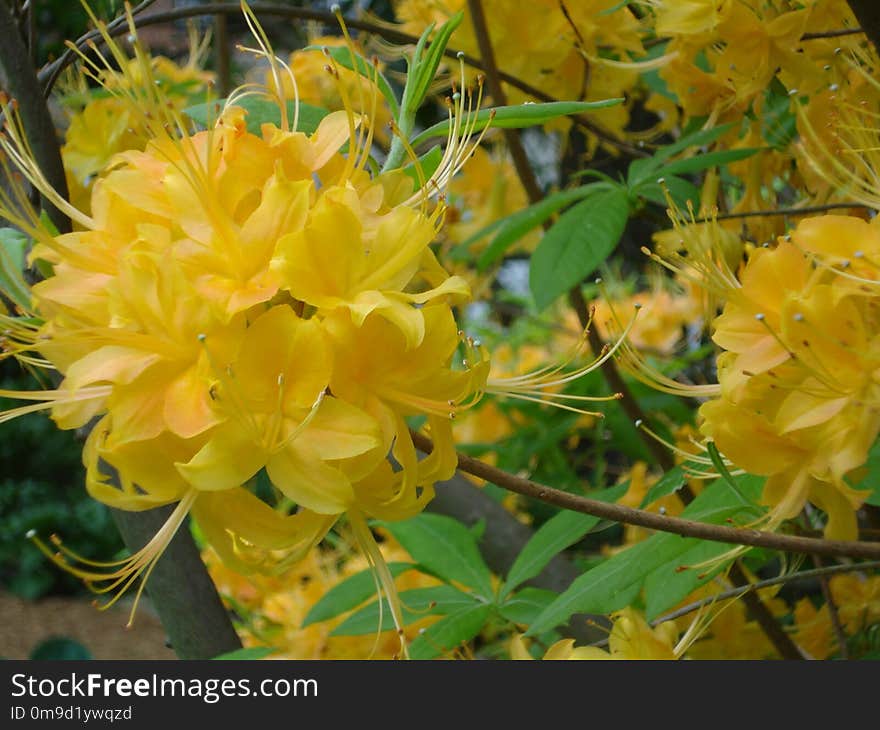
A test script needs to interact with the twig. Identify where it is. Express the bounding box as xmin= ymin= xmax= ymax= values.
xmin=652 ymin=560 xmax=880 ymax=627
xmin=410 ymin=430 xmax=880 ymax=560
xmin=715 ymin=202 xmax=872 ymax=221
xmin=214 ymin=12 xmax=231 ymax=98
xmin=801 ymin=27 xmax=865 ymax=41
xmin=466 ymin=0 xmax=542 ymax=204
xmin=813 ymin=556 xmax=849 ymax=659
xmin=728 ymin=561 xmax=804 ymax=659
